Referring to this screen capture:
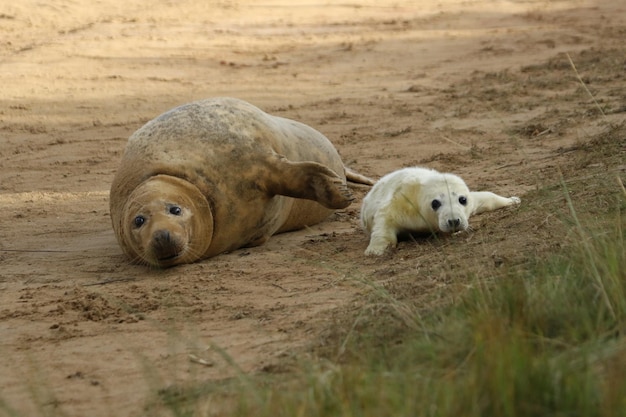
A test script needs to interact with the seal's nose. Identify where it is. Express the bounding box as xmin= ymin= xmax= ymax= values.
xmin=153 ymin=229 xmax=171 ymax=245
xmin=152 ymin=229 xmax=180 ymax=261
xmin=447 ymin=218 xmax=461 ymax=229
